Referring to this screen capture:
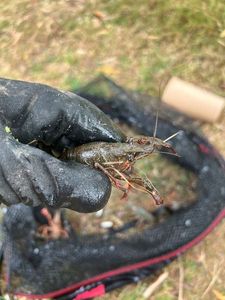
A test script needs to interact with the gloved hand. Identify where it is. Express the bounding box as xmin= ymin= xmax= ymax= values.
xmin=0 ymin=78 xmax=125 ymax=212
